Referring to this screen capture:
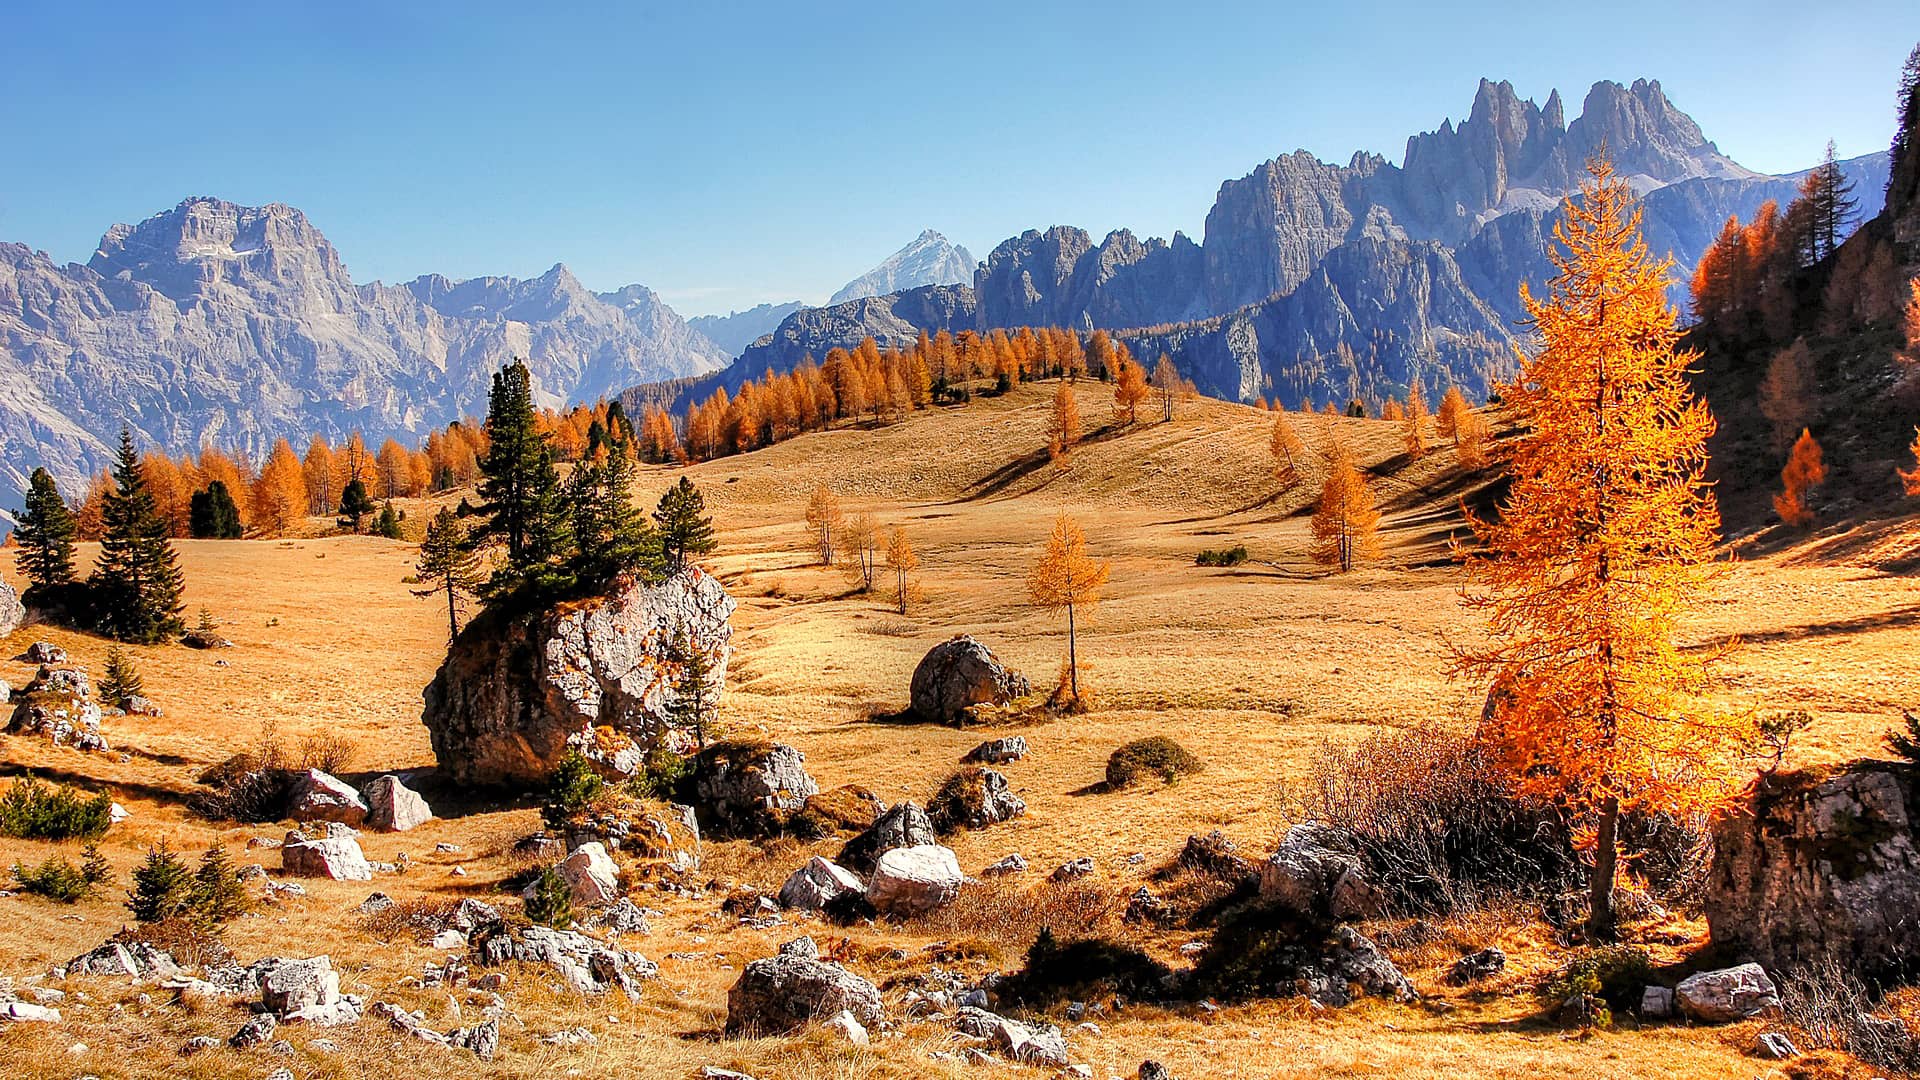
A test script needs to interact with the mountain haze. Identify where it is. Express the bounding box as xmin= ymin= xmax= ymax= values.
xmin=687 ymin=302 xmax=806 ymax=355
